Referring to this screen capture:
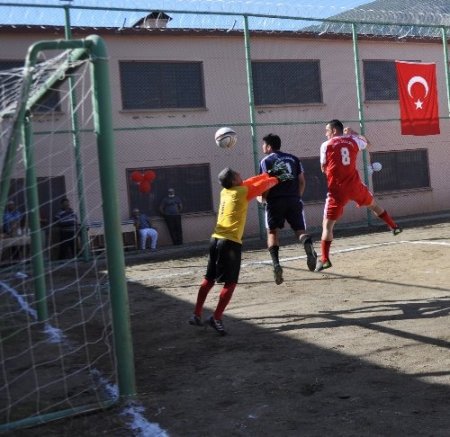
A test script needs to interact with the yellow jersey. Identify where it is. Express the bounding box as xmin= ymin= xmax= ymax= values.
xmin=212 ymin=173 xmax=278 ymax=244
